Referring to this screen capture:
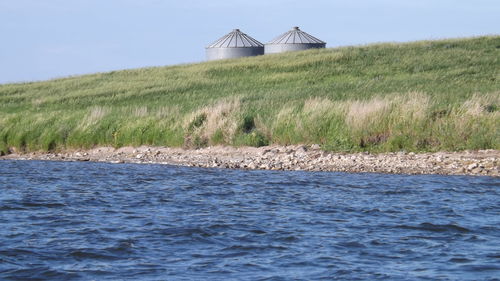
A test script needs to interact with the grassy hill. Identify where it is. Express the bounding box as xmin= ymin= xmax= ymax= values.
xmin=0 ymin=36 xmax=499 ymax=154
